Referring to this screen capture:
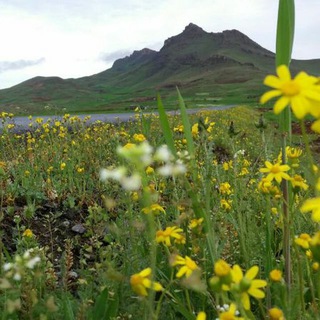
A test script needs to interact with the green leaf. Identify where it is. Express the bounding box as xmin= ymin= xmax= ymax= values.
xmin=276 ymin=0 xmax=295 ymax=139
xmin=156 ymin=93 xmax=176 ymax=155
xmin=176 ymin=88 xmax=195 ymax=157
xmin=92 ymin=287 xmax=119 ymax=319
xmin=276 ymin=0 xmax=295 ymax=67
